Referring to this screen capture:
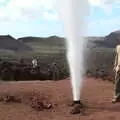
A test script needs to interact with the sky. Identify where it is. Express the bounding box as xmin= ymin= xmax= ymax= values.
xmin=0 ymin=0 xmax=120 ymax=38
